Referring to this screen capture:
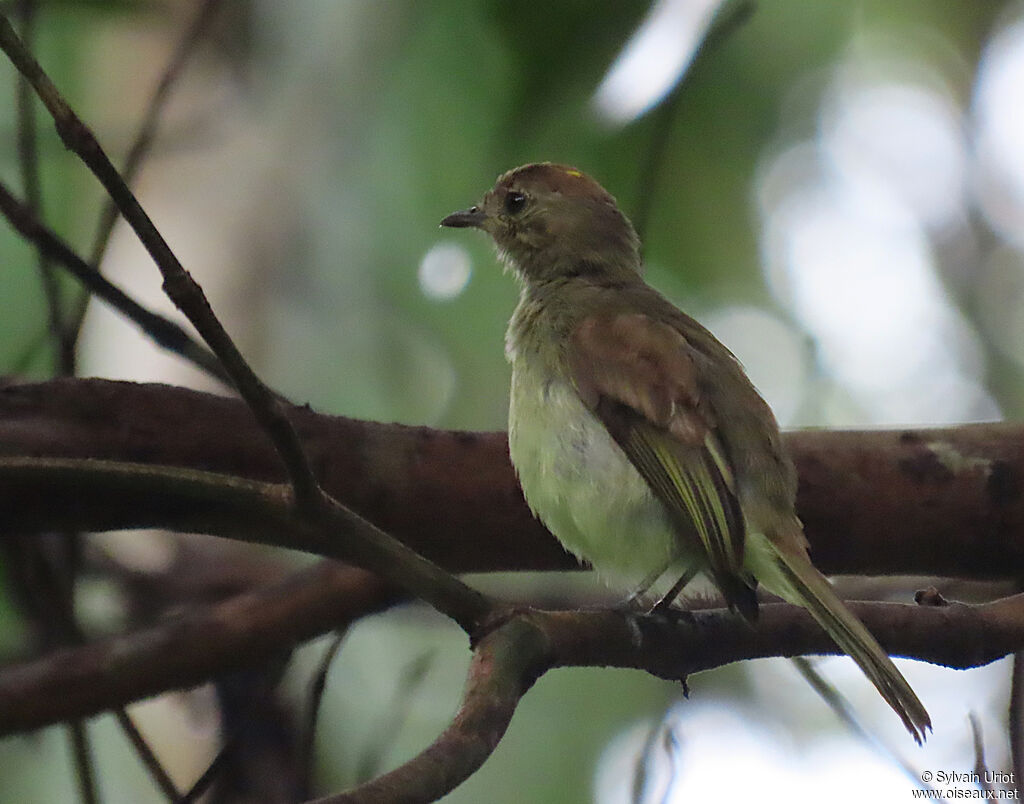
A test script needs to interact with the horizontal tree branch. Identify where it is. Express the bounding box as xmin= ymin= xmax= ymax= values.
xmin=1 ymin=378 xmax=1021 ymax=579
xmin=0 ymin=376 xmax=1019 ymax=800
xmin=2 ymin=567 xmax=1015 ymax=741
xmin=311 ymin=592 xmax=1024 ymax=803
xmin=0 ymin=562 xmax=395 ymax=736
xmin=350 ymin=589 xmax=1024 ymax=802
xmin=0 ymin=454 xmax=492 ymax=633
